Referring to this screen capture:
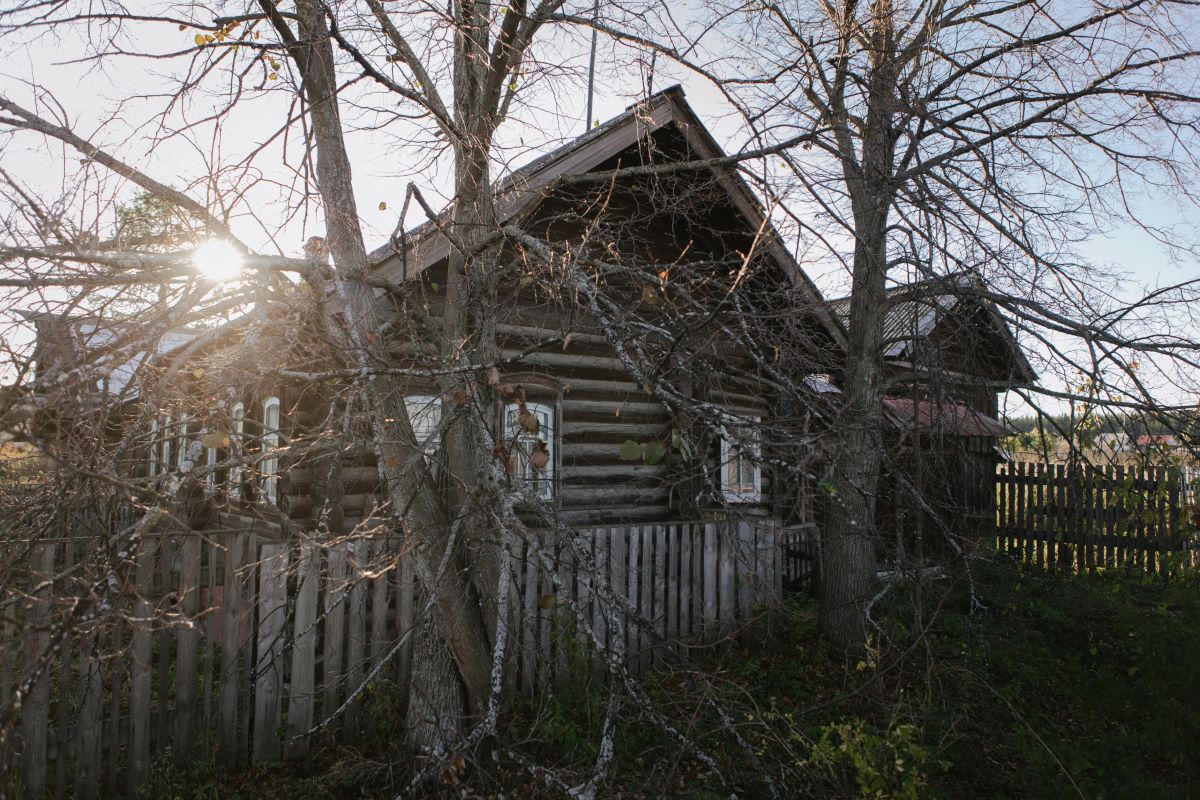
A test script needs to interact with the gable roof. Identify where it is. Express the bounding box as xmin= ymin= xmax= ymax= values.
xmin=827 ymin=274 xmax=1037 ymax=385
xmin=368 ymin=86 xmax=845 ymax=348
